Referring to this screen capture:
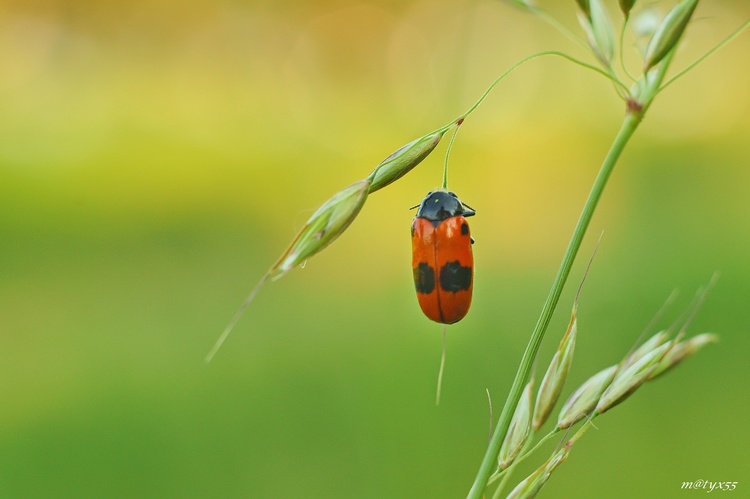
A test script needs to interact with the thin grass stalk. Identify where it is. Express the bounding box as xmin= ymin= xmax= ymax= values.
xmin=467 ymin=49 xmax=678 ymax=498
xmin=467 ymin=112 xmax=640 ymax=499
